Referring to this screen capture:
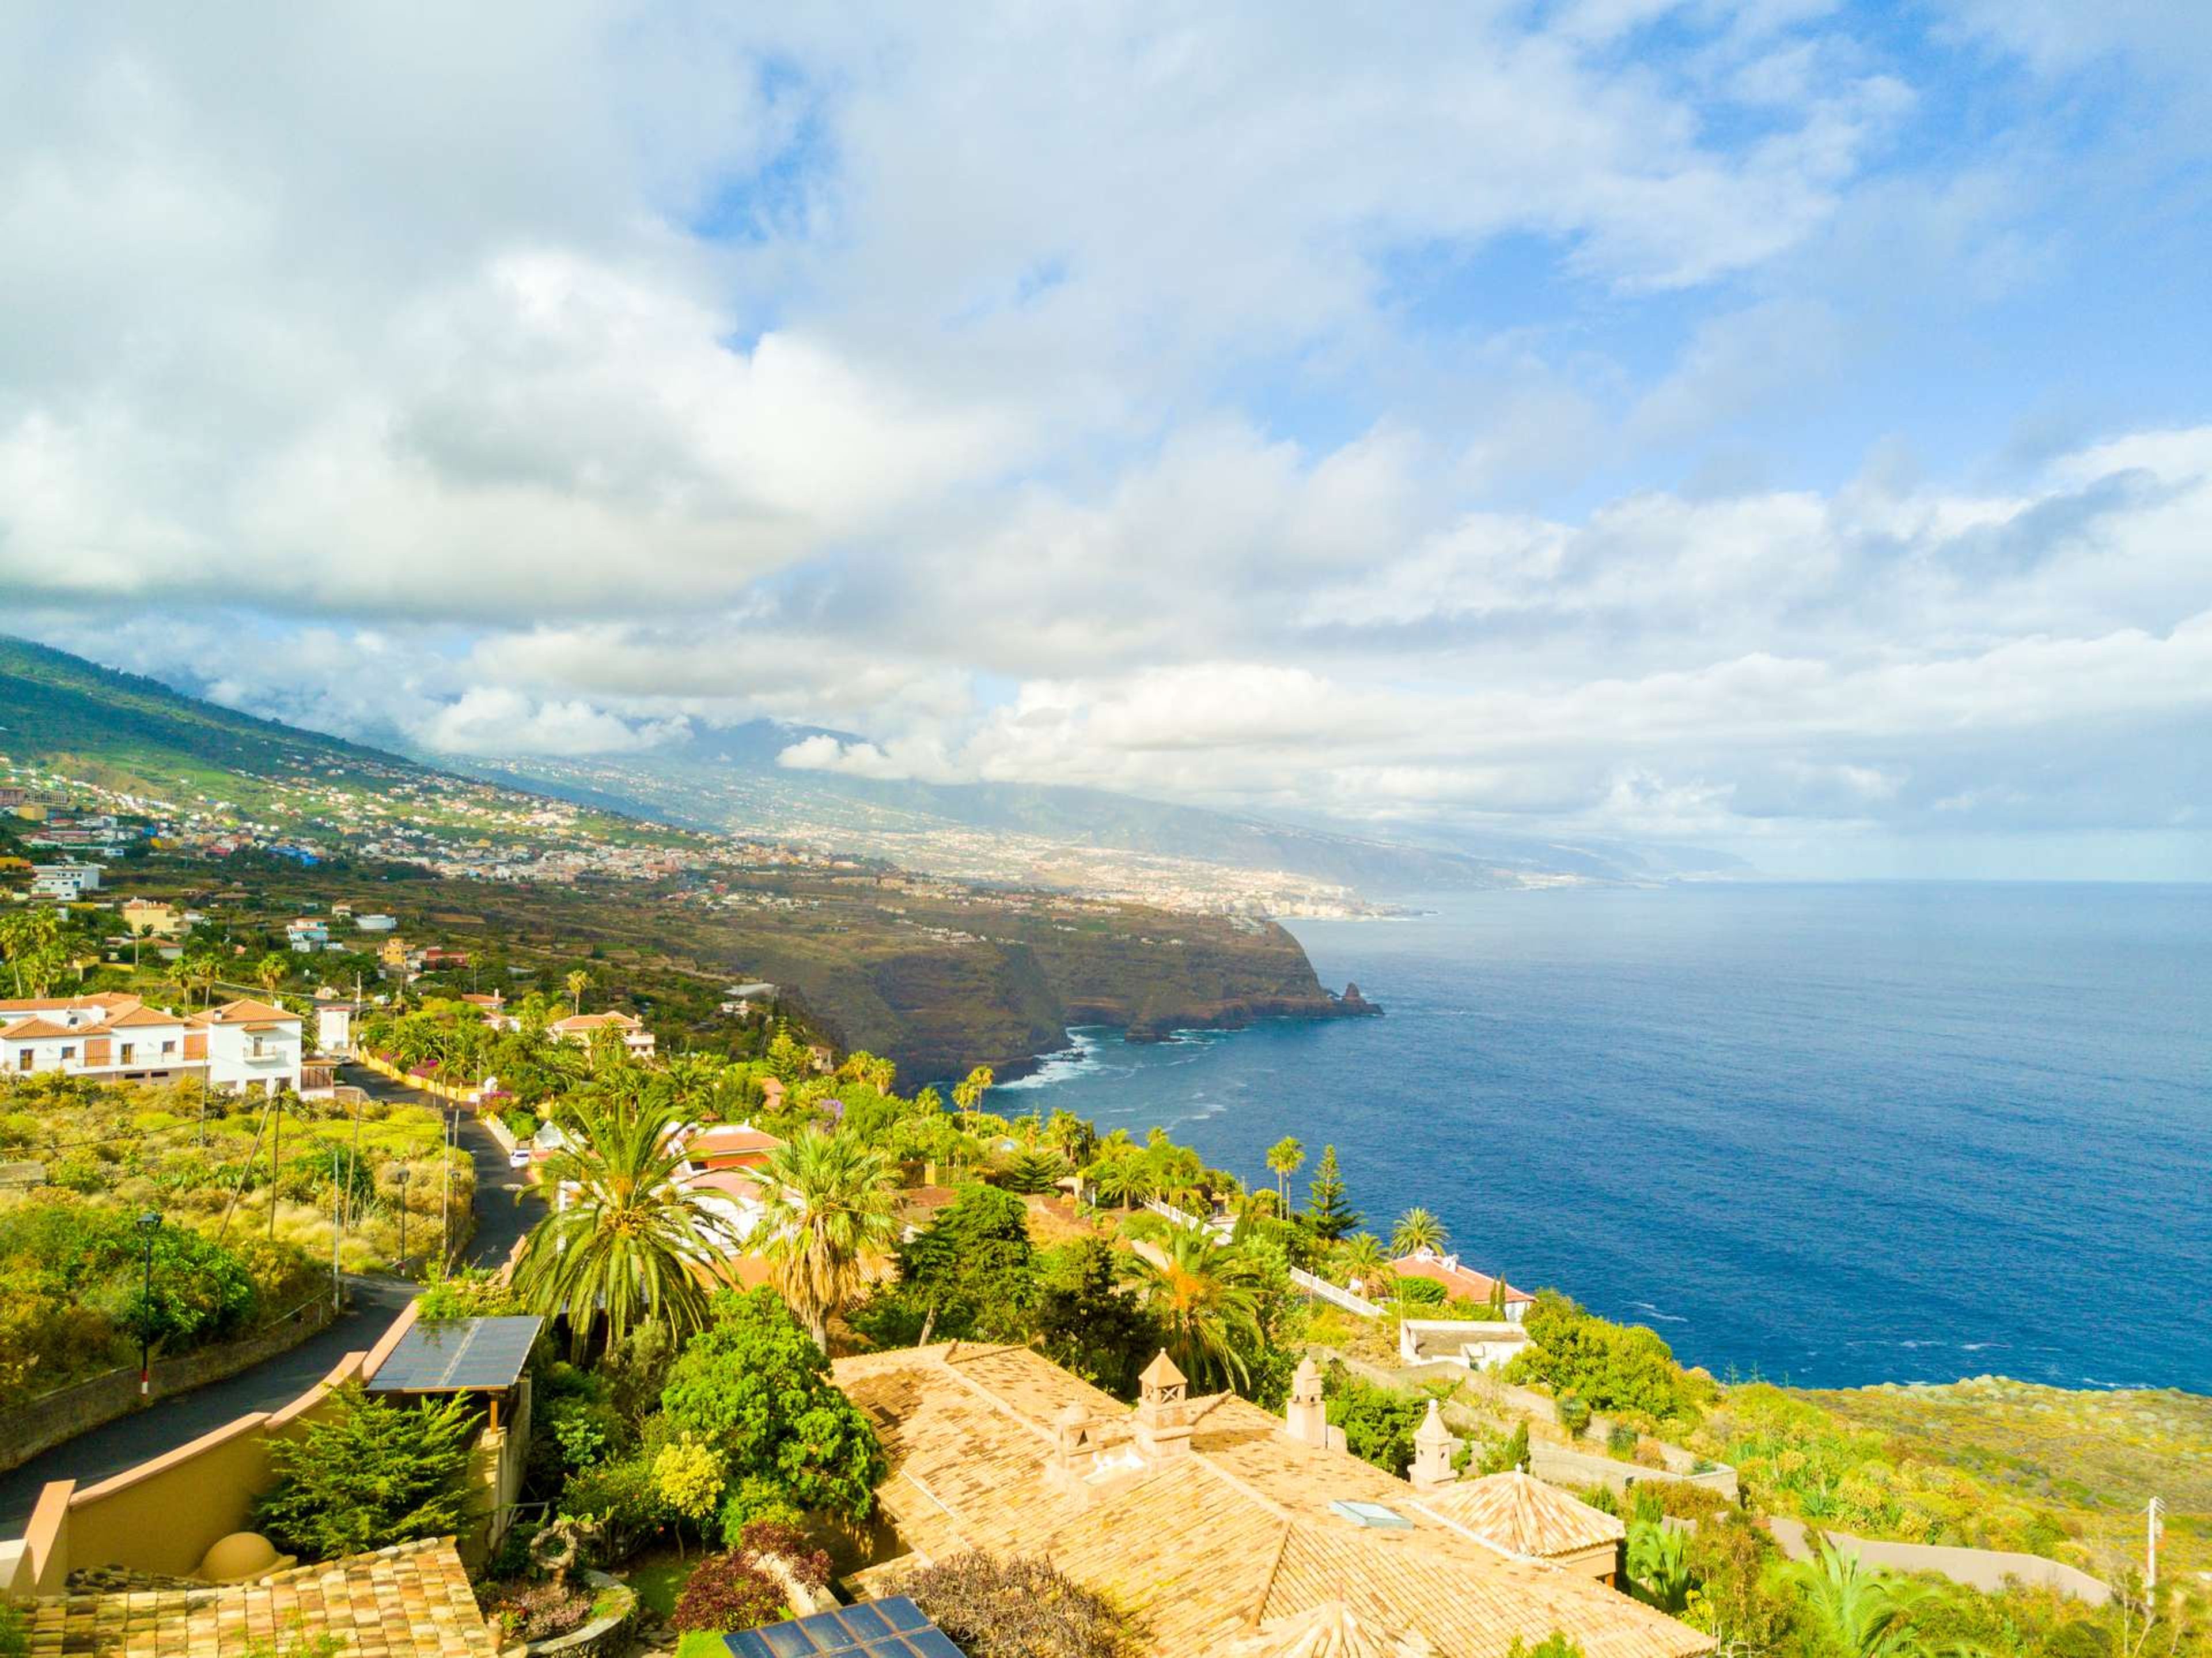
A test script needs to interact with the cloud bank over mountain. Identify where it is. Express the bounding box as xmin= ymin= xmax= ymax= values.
xmin=2 ymin=3 xmax=2207 ymax=877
